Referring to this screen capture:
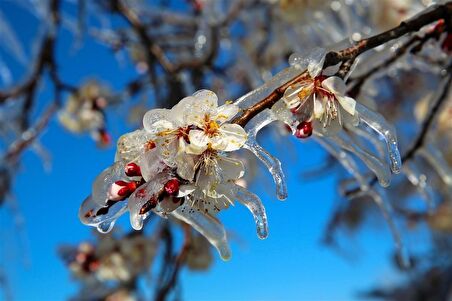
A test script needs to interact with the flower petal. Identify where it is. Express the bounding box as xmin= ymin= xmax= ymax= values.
xmin=143 ymin=109 xmax=170 ymax=133
xmin=307 ymin=47 xmax=326 ymax=78
xmin=187 ymin=130 xmax=209 ymax=154
xmin=337 ymin=95 xmax=356 ymax=116
xmin=184 ymin=90 xmax=218 ymax=127
xmin=115 ymin=130 xmax=153 ymax=163
xmin=213 ymin=124 xmax=247 ymax=152
xmin=313 ymin=94 xmax=324 ymax=119
xmin=175 ymin=152 xmax=197 ymax=181
xmin=178 ymin=184 xmax=196 ymax=197
xmin=217 ymin=156 xmax=245 ymax=180
xmin=214 ymin=103 xmax=239 ymax=124
xmin=321 ymin=76 xmax=347 ymax=96
xmin=138 ymin=149 xmax=167 ymax=182
xmin=171 ymin=96 xmax=197 ymax=126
